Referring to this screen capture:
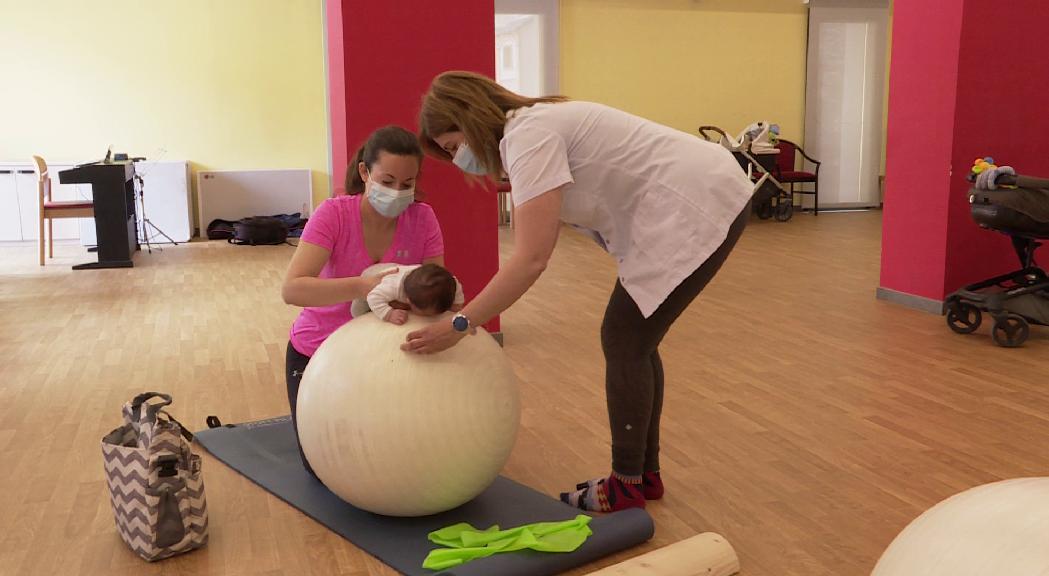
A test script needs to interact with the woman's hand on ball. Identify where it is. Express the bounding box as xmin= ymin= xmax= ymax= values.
xmin=402 ymin=320 xmax=466 ymax=354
